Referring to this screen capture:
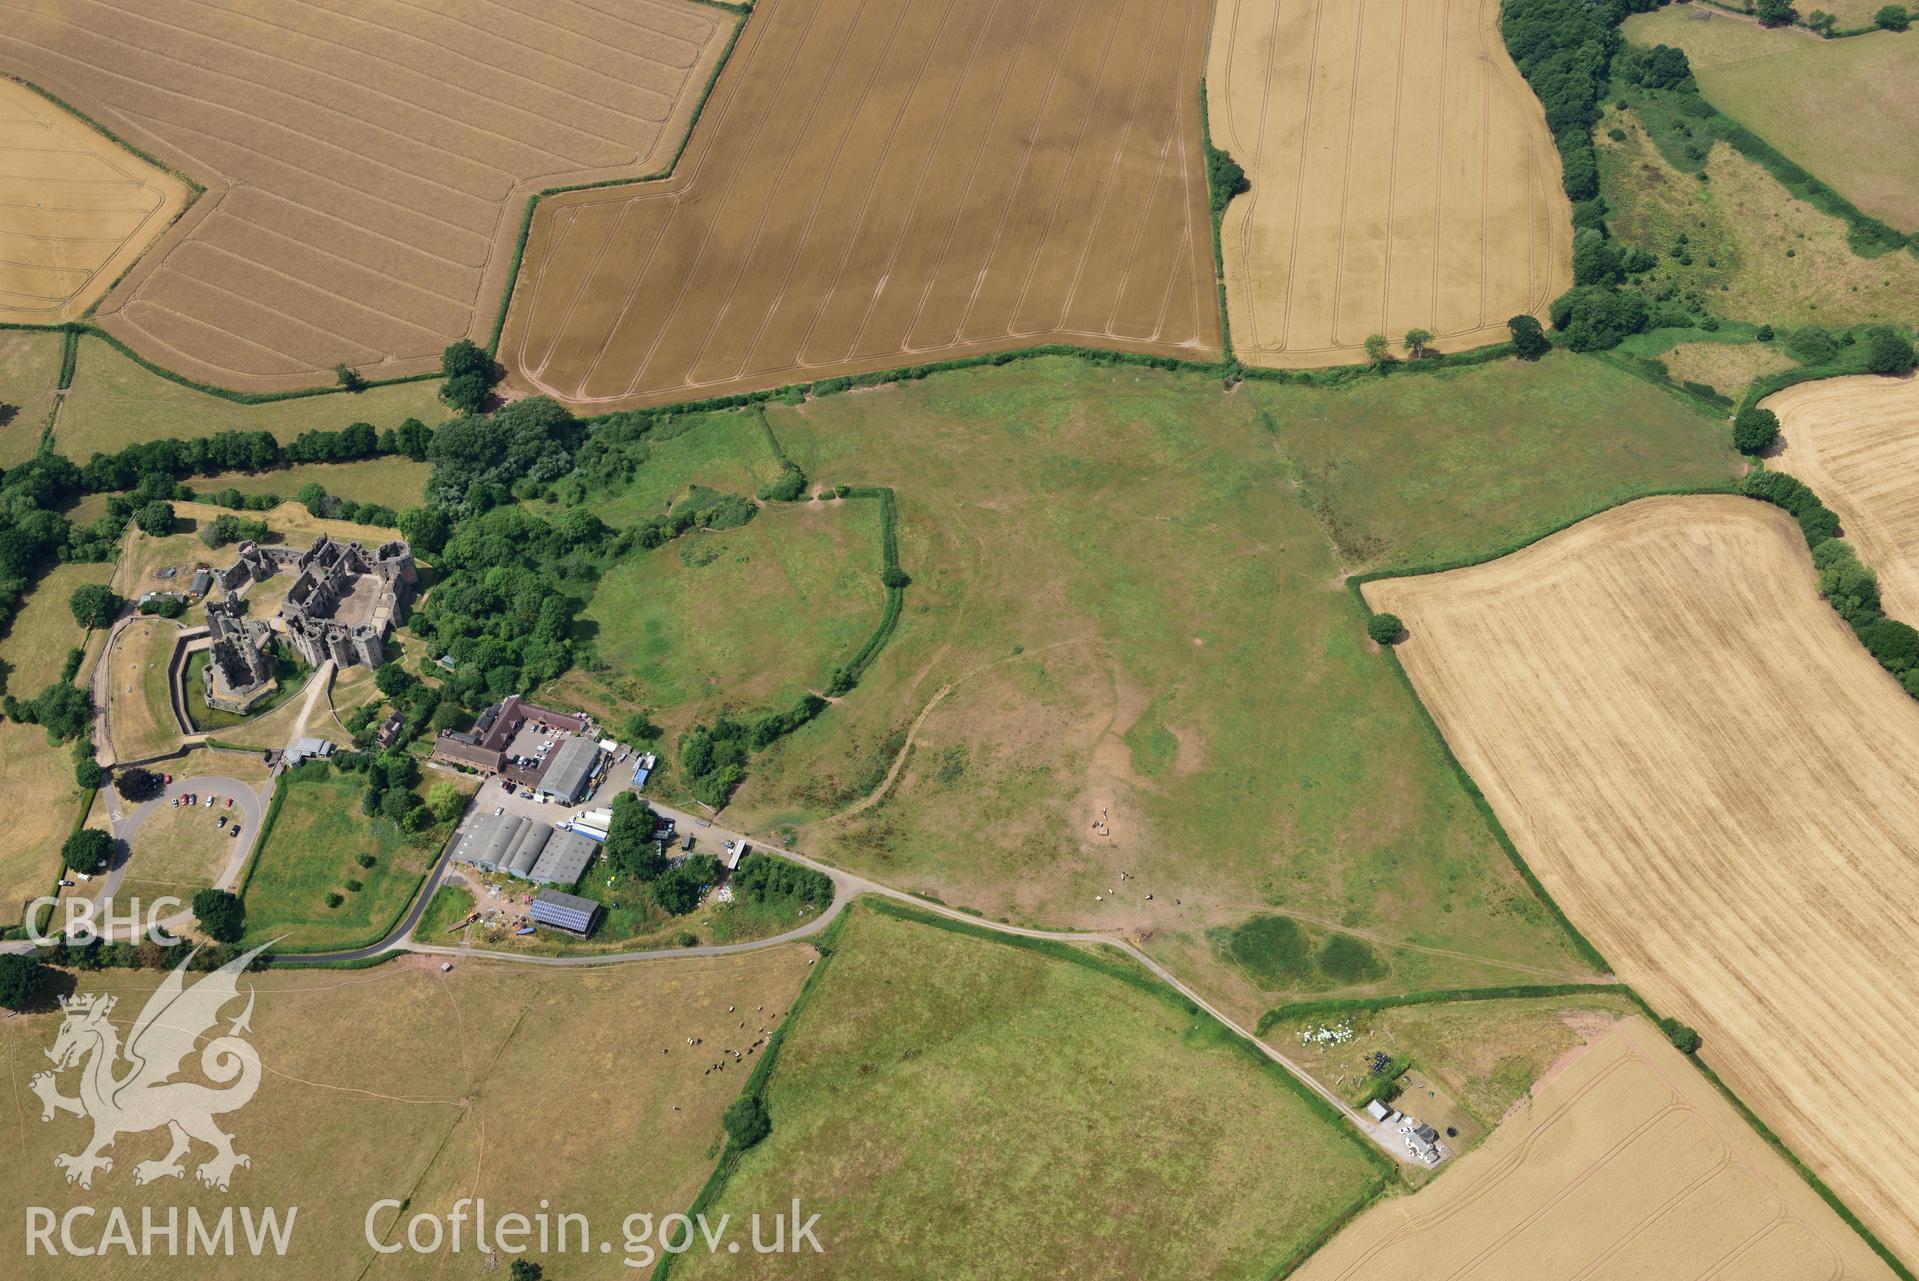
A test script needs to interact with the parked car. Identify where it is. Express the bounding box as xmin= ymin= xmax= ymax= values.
xmin=681 ymin=834 xmax=695 ymax=852
xmin=493 ymin=806 xmax=504 ymax=816
xmin=225 ymin=797 xmax=233 ymax=809
xmin=204 ymin=795 xmax=216 ymax=807
xmin=230 ymin=826 xmax=242 ymax=839
xmin=162 ymin=774 xmax=172 ymax=784
xmin=170 ymin=798 xmax=180 ymax=808
xmin=58 ymin=879 xmax=75 ymax=888
xmin=217 ymin=815 xmax=227 ymax=829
